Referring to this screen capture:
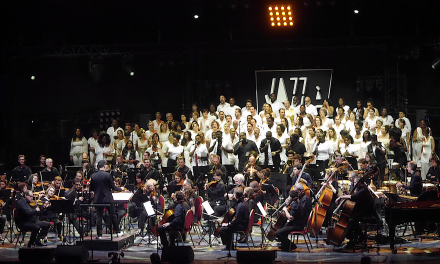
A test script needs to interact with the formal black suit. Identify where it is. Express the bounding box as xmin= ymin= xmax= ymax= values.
xmin=158 ymin=201 xmax=190 ymax=247
xmin=259 ymin=137 xmax=282 ymax=171
xmin=16 ymin=198 xmax=50 ymax=245
xmin=89 ymin=169 xmax=123 ymax=236
xmin=219 ymin=199 xmax=249 ymax=249
xmin=367 ymin=141 xmax=387 ymax=184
